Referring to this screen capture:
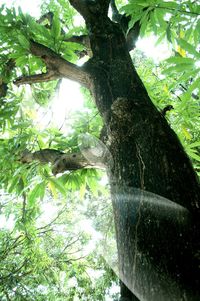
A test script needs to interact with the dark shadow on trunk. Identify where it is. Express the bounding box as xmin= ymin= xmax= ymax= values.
xmin=111 ymin=188 xmax=200 ymax=301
